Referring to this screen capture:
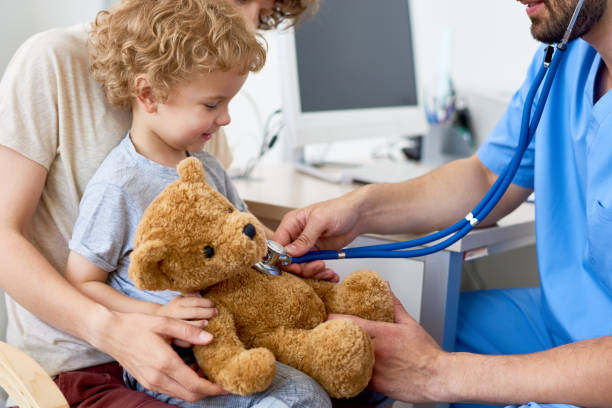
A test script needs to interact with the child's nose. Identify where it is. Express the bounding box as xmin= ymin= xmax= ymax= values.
xmin=217 ymin=111 xmax=231 ymax=126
